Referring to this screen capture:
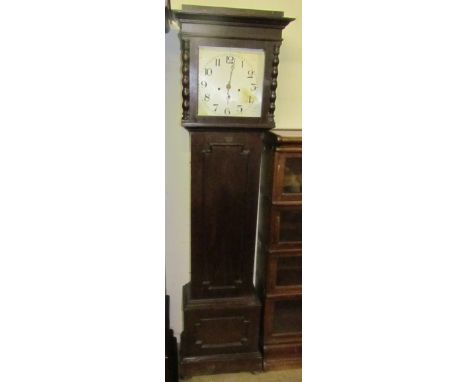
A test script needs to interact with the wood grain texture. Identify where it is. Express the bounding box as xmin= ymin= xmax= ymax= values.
xmin=180 ymin=284 xmax=262 ymax=378
xmin=190 ymin=131 xmax=262 ymax=299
